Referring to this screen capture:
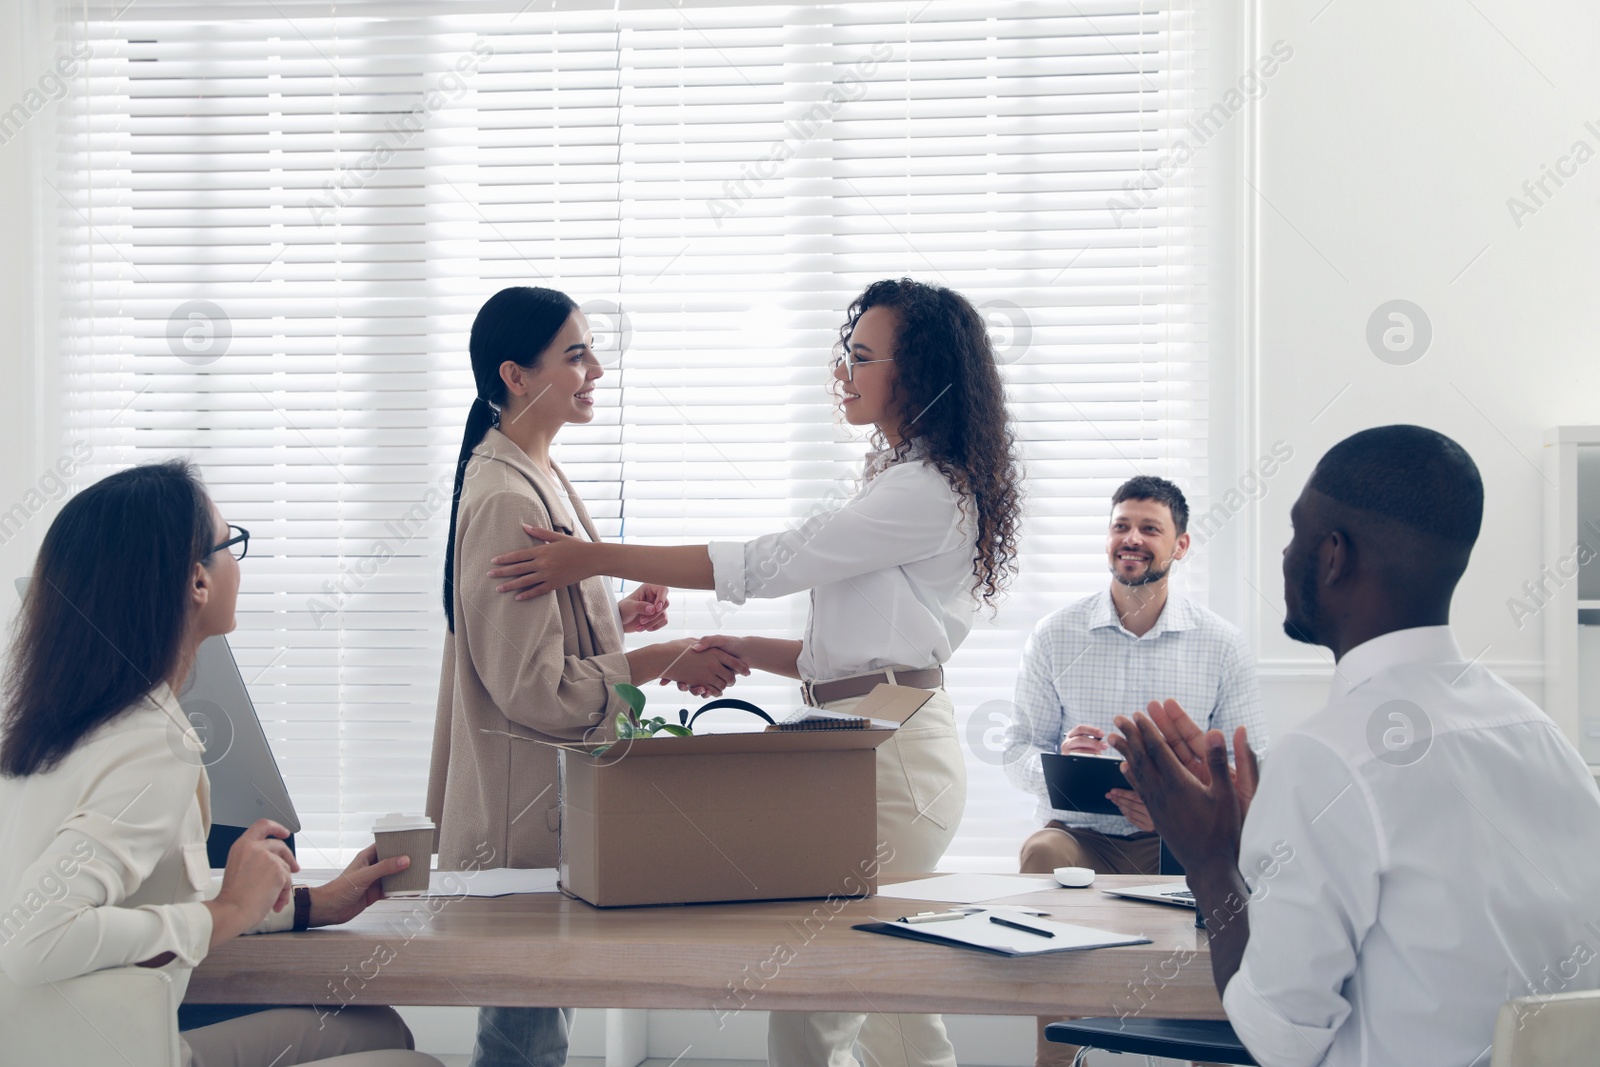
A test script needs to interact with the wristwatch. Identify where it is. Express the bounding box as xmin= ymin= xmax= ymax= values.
xmin=292 ymin=885 xmax=312 ymax=931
